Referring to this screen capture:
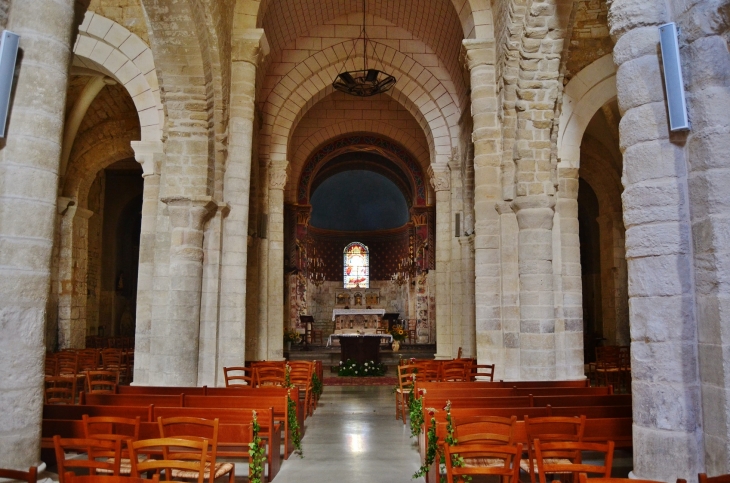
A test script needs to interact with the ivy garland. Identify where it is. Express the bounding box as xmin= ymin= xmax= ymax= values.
xmin=443 ymin=401 xmax=470 ymax=483
xmin=284 ymin=365 xmax=303 ymax=457
xmin=287 ymin=391 xmax=303 ymax=456
xmin=248 ymin=410 xmax=266 ymax=483
xmin=312 ymin=373 xmax=323 ymax=398
xmin=409 ymin=388 xmax=425 ymax=439
xmin=413 ymin=408 xmax=439 ymax=480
